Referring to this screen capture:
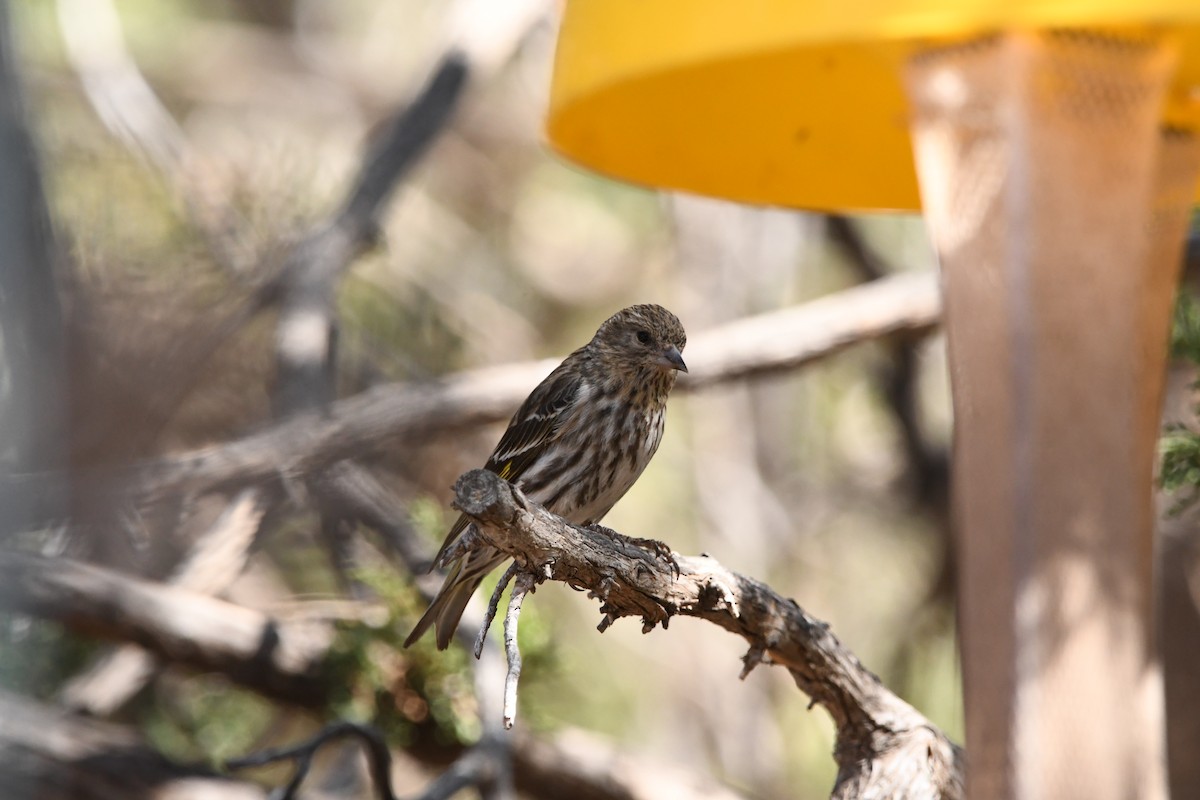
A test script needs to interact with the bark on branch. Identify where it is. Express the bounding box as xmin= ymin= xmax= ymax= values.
xmin=452 ymin=468 xmax=964 ymax=800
